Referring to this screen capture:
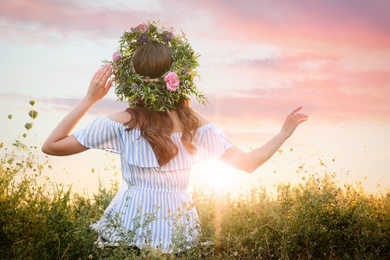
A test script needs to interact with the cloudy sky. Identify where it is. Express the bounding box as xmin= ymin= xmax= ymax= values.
xmin=1 ymin=0 xmax=389 ymax=196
